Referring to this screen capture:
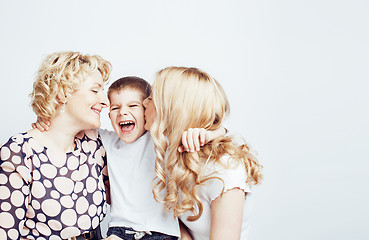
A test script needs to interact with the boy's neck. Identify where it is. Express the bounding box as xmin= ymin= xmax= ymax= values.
xmin=120 ymin=130 xmax=148 ymax=144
